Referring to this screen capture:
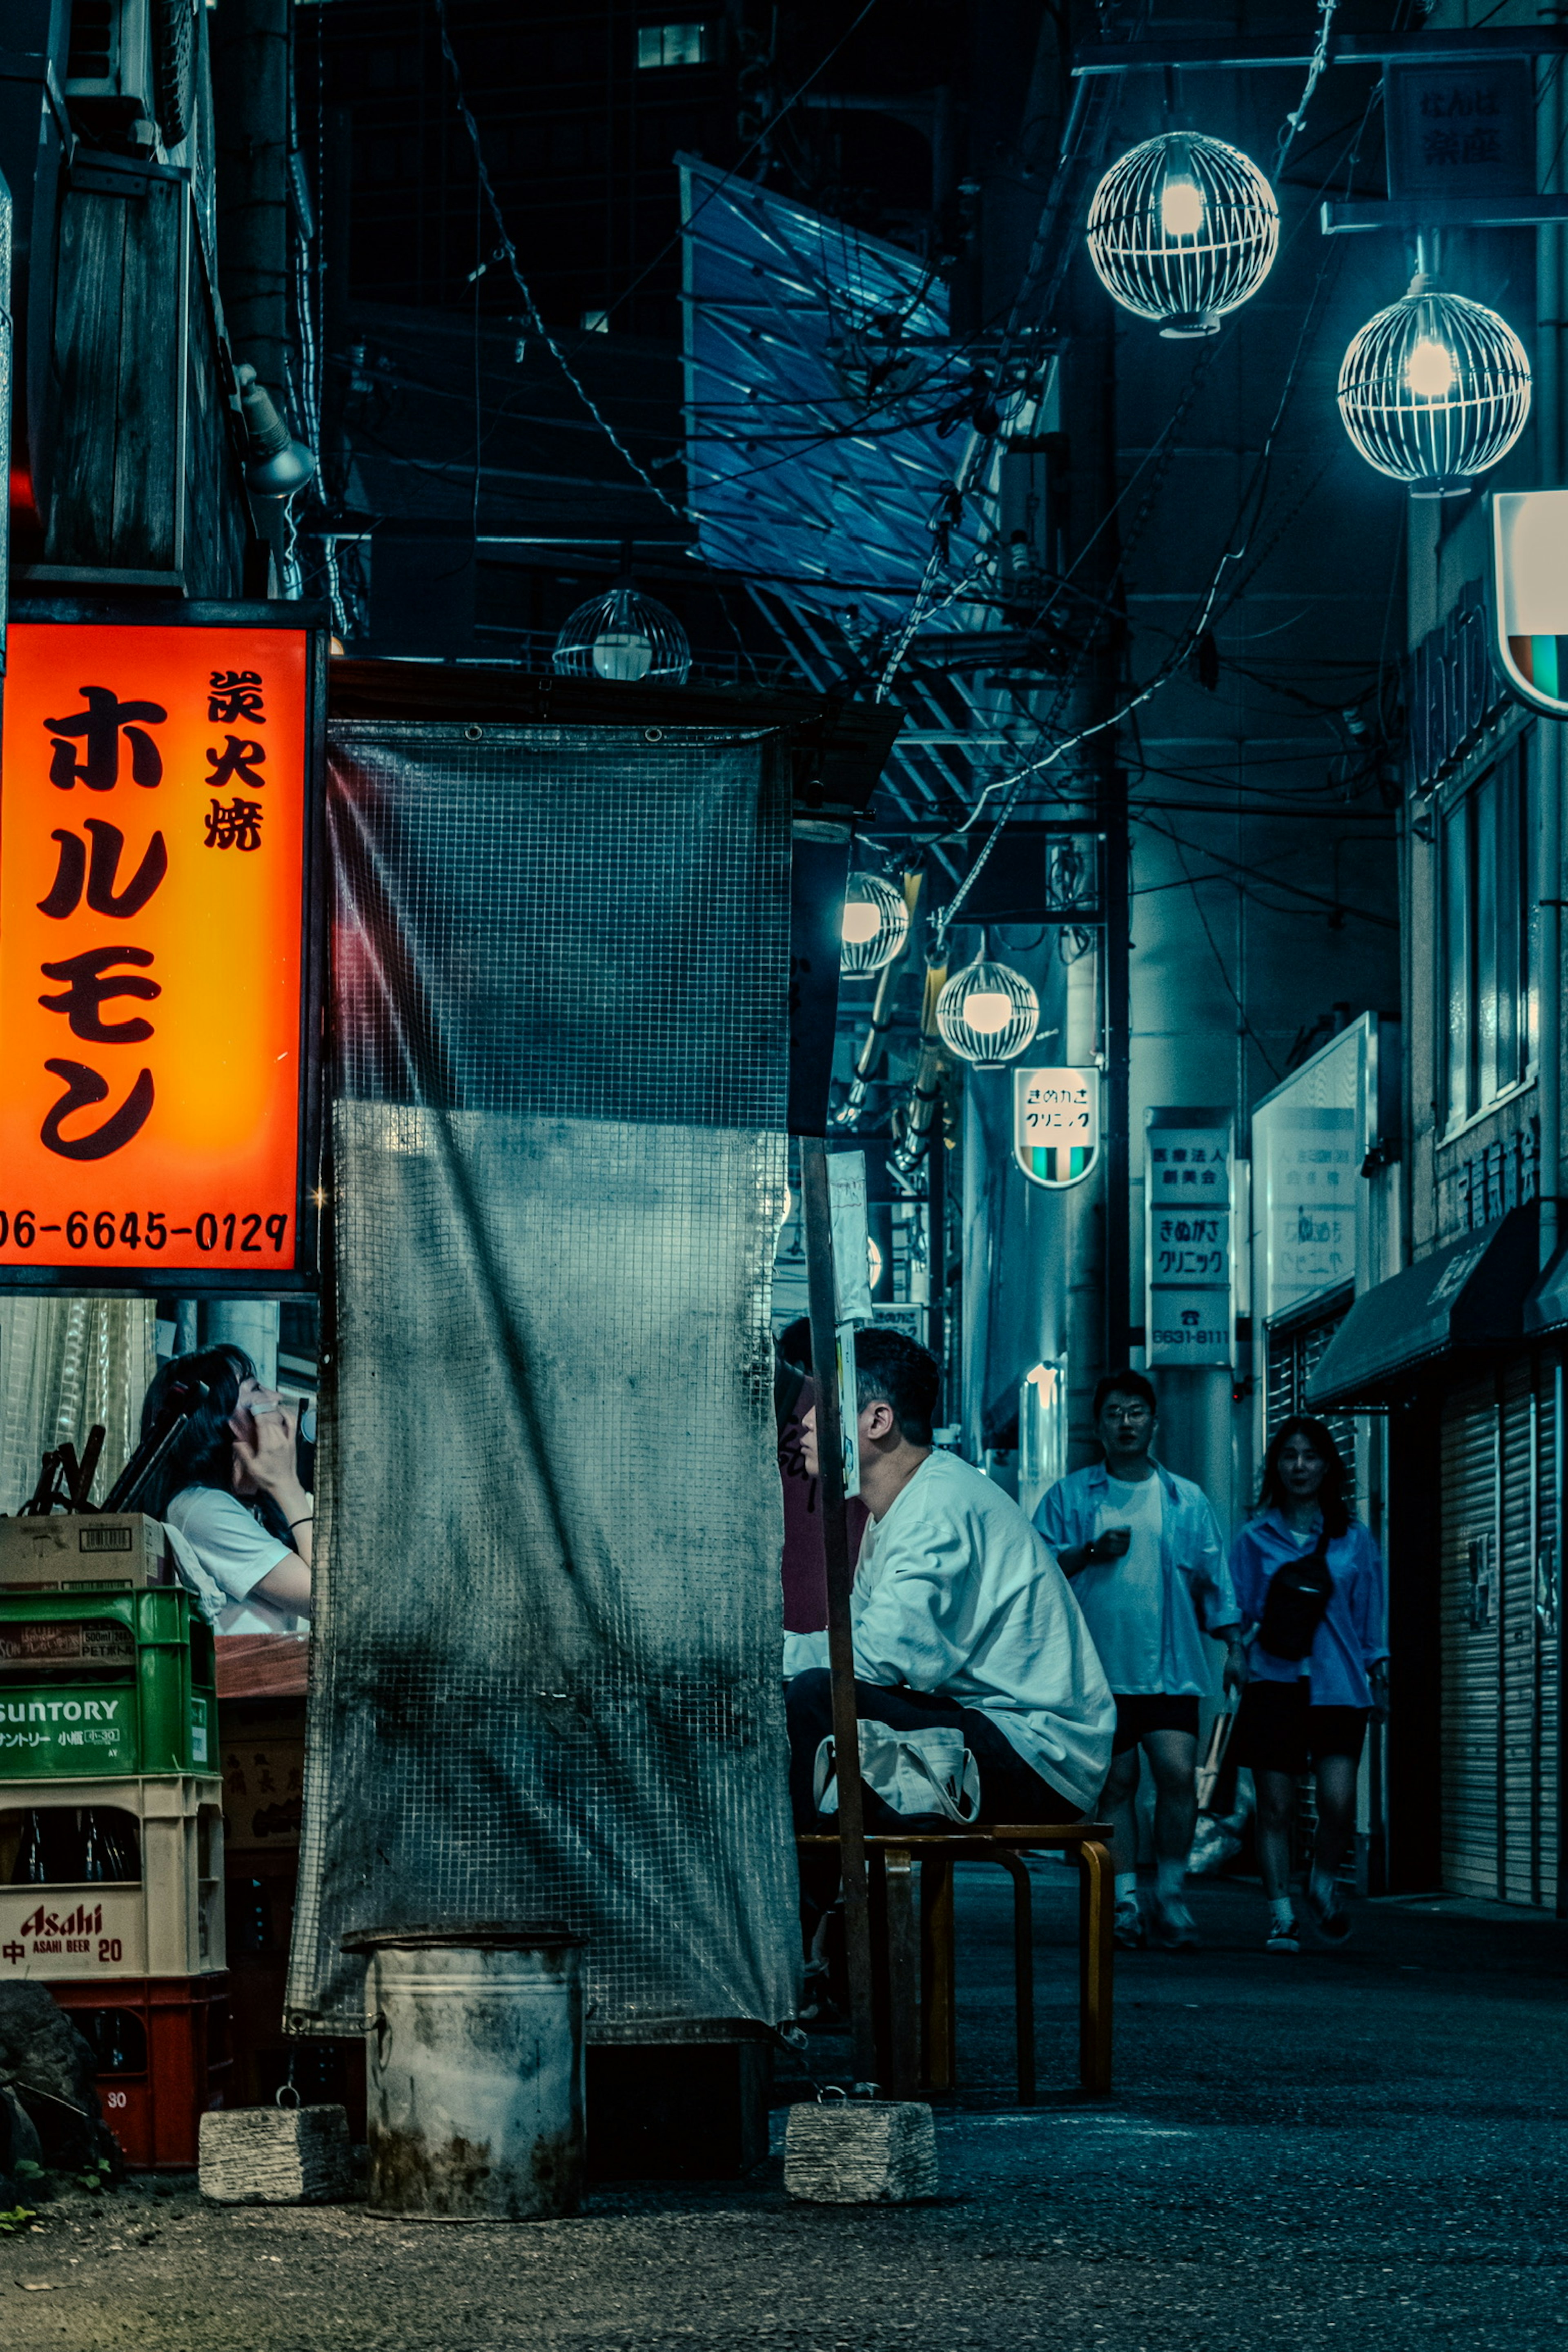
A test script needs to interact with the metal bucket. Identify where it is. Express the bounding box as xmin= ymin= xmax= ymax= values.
xmin=342 ymin=1921 xmax=586 ymax=2222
